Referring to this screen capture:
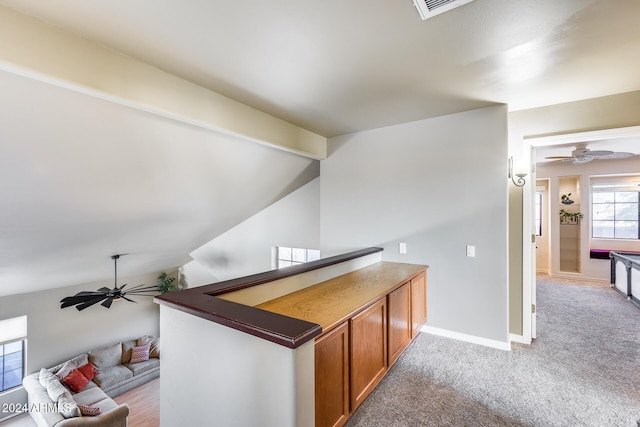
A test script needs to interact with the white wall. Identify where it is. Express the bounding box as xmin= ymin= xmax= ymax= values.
xmin=537 ymin=157 xmax=640 ymax=281
xmin=0 ymin=270 xmax=163 ymax=420
xmin=159 ymin=305 xmax=314 ymax=427
xmin=320 ymin=106 xmax=510 ymax=344
xmin=186 ymin=177 xmax=320 ymax=285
